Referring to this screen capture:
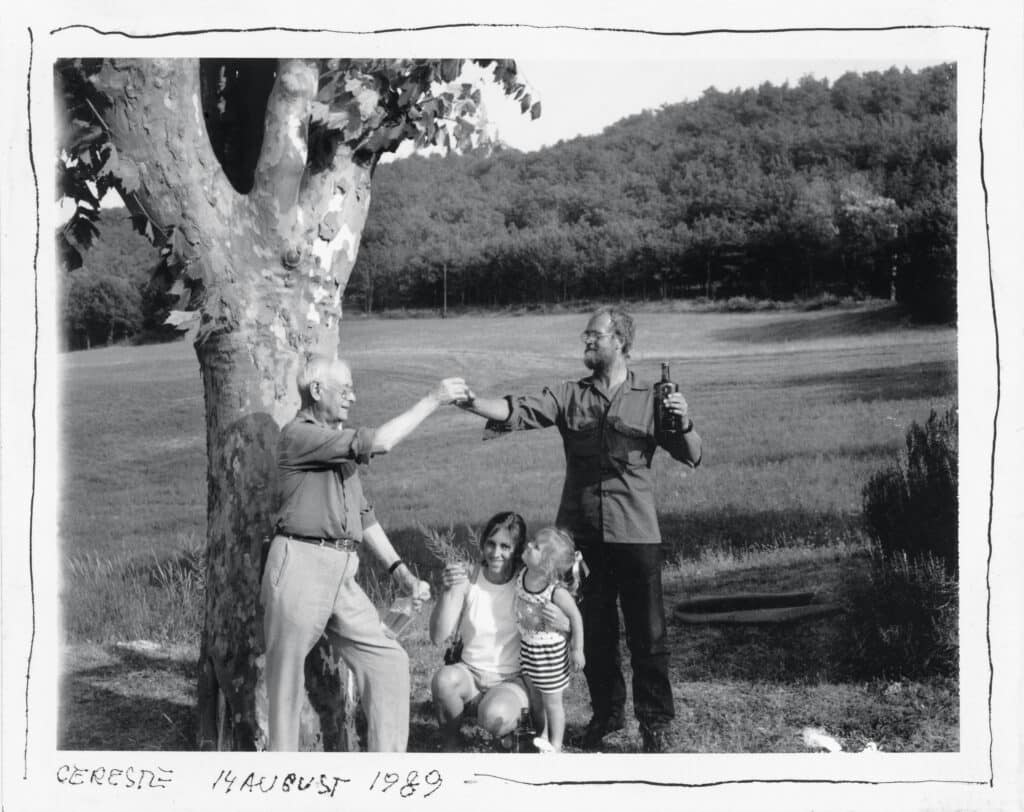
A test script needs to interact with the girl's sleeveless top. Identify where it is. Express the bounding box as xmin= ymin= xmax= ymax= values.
xmin=514 ymin=570 xmax=564 ymax=645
